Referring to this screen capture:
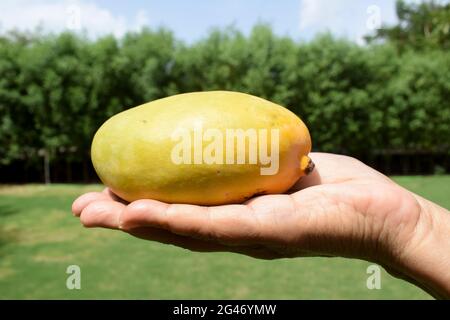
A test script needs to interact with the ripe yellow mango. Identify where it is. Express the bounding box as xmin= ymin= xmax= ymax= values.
xmin=91 ymin=91 xmax=312 ymax=205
